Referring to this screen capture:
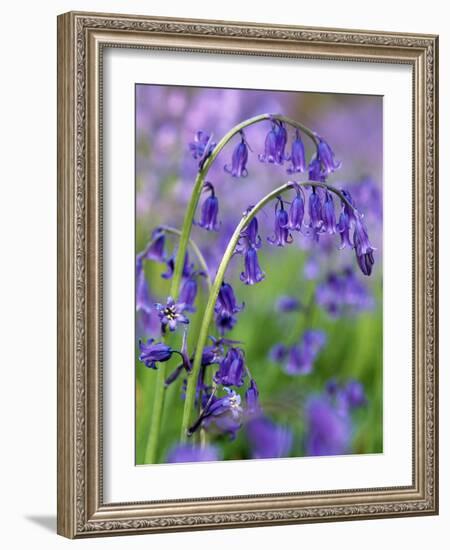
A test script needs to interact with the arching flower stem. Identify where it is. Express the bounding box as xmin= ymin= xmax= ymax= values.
xmin=180 ymin=180 xmax=355 ymax=440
